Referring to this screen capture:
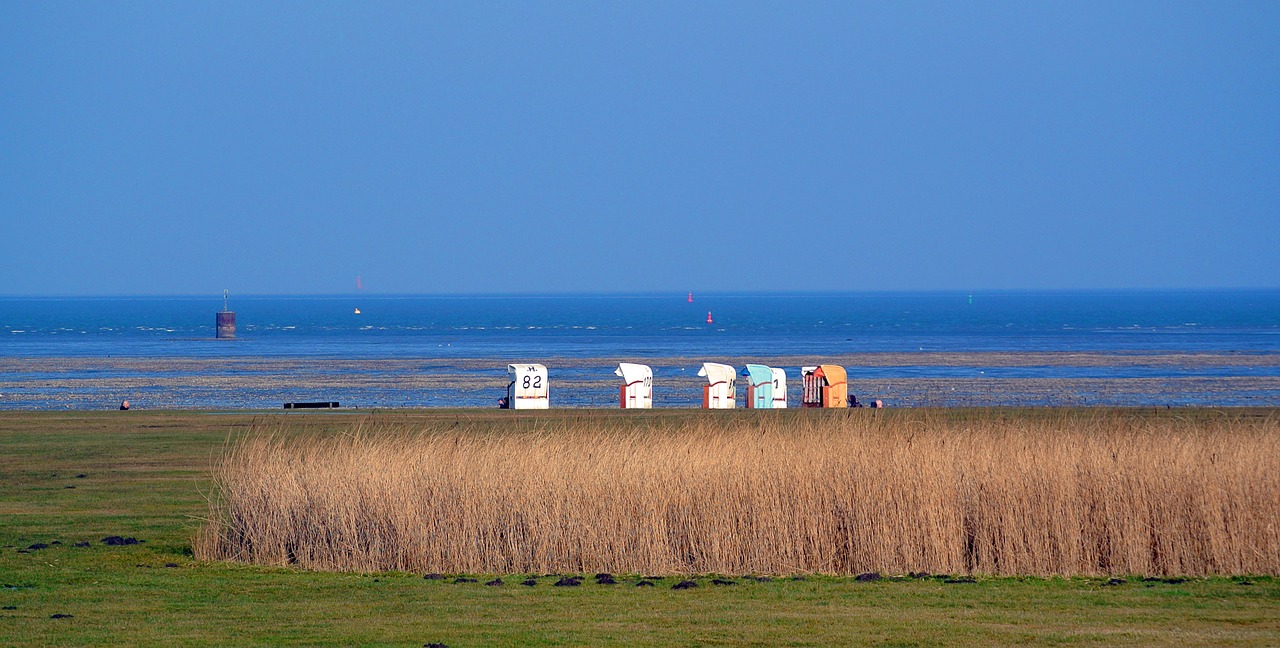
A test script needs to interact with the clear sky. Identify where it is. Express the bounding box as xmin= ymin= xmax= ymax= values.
xmin=2 ymin=1 xmax=1277 ymax=295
